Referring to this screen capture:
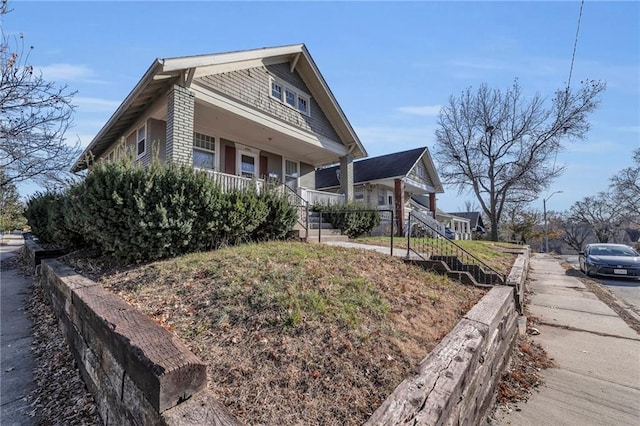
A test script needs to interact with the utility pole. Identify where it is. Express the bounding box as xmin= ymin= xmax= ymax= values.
xmin=544 ymin=190 xmax=563 ymax=253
